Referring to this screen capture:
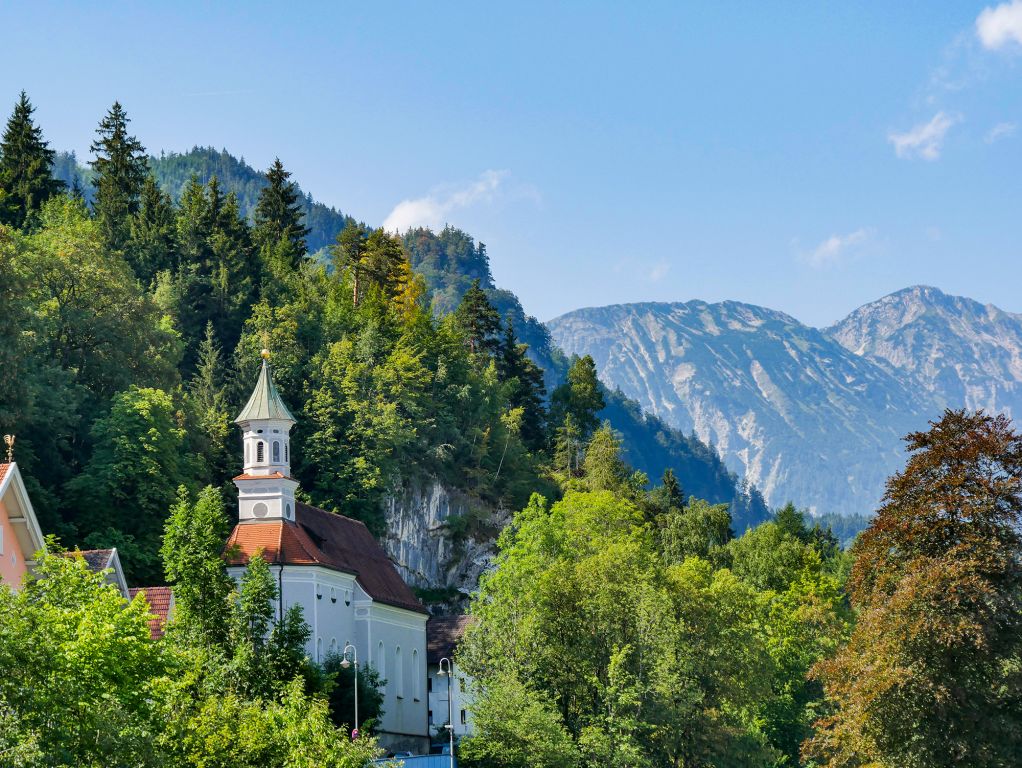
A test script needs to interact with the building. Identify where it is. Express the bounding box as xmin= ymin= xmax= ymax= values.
xmin=426 ymin=615 xmax=475 ymax=740
xmin=0 ymin=461 xmax=45 ymax=590
xmin=224 ymin=353 xmax=430 ymax=753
